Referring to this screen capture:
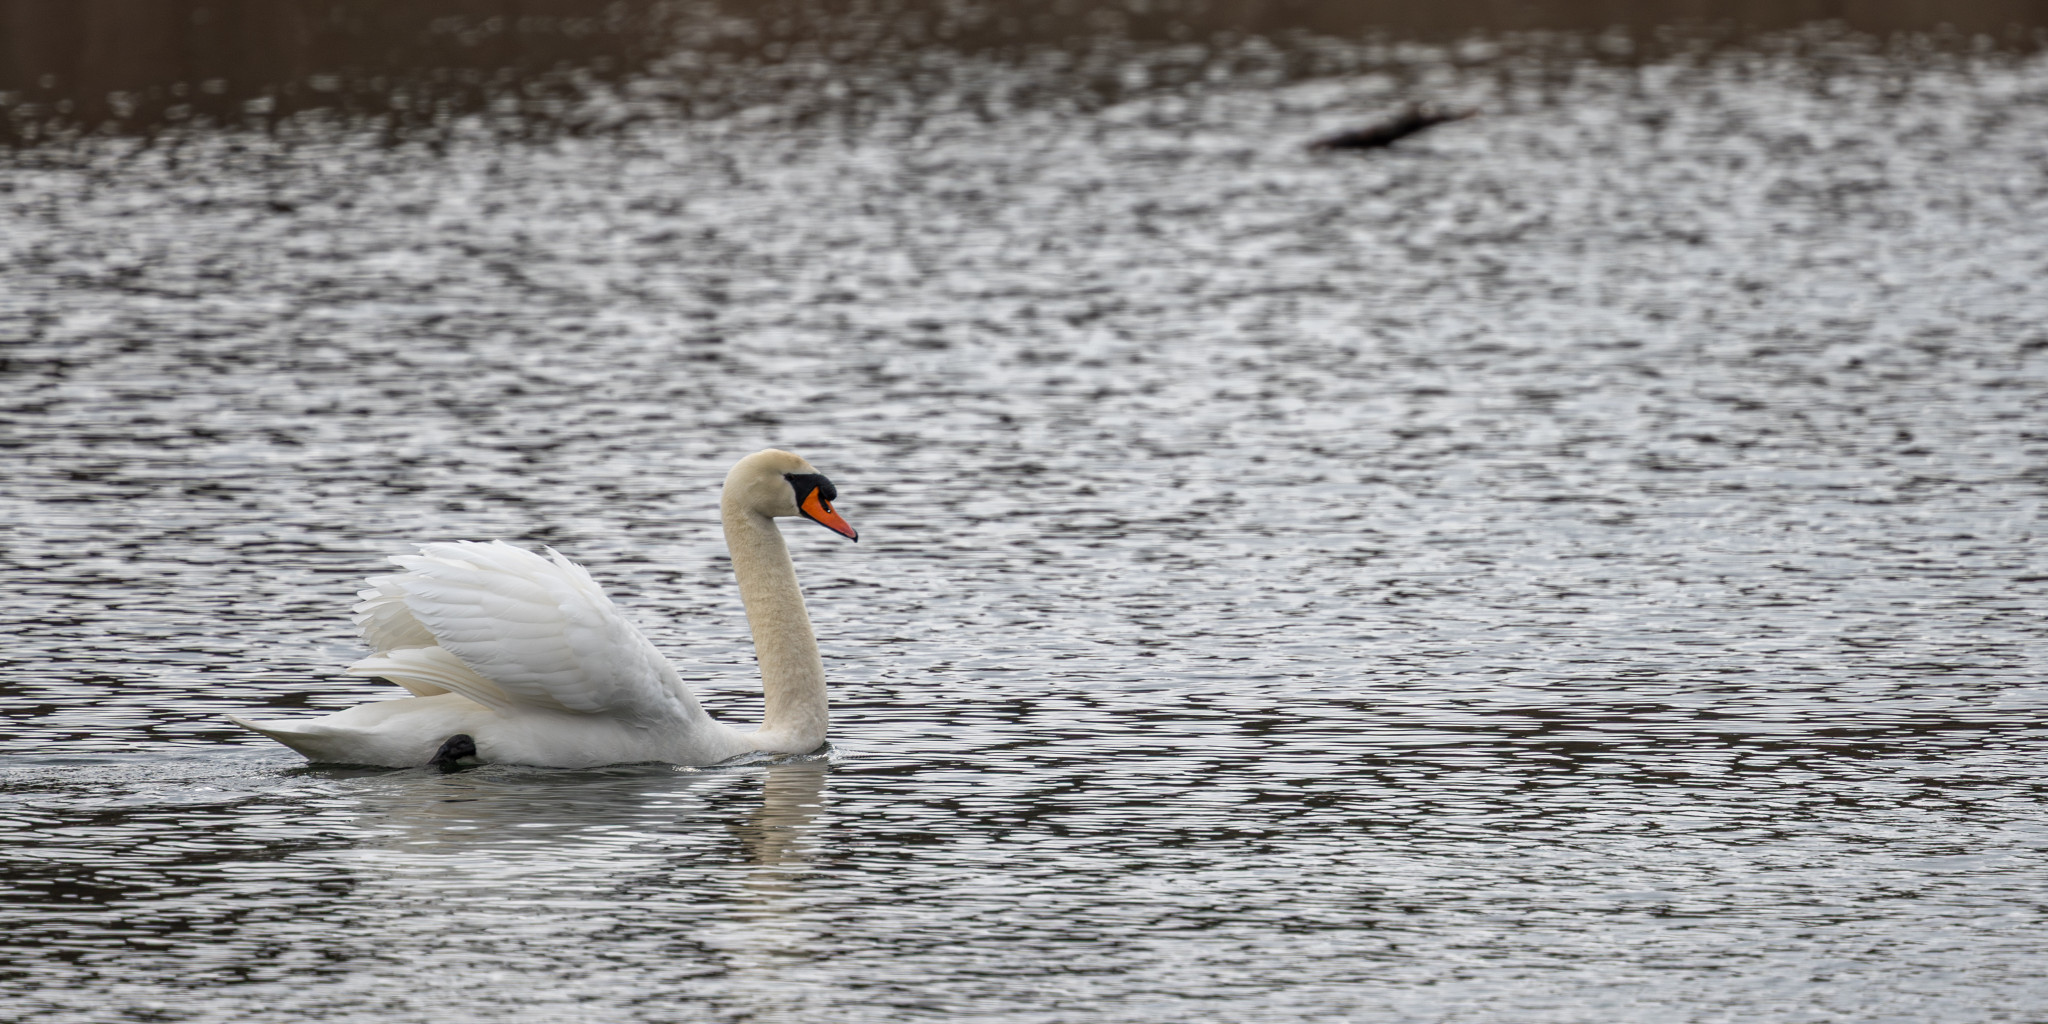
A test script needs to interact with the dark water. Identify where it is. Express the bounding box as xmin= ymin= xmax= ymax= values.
xmin=5 ymin=5 xmax=2048 ymax=1021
